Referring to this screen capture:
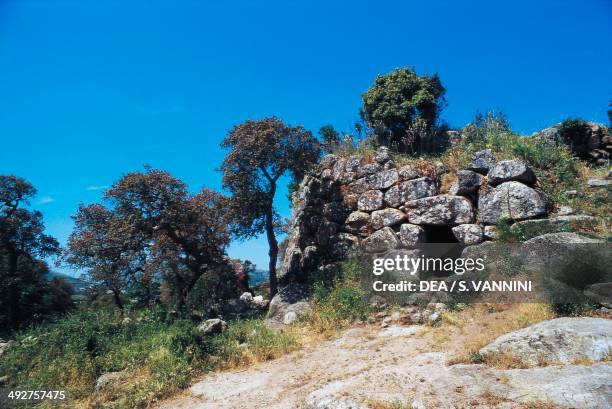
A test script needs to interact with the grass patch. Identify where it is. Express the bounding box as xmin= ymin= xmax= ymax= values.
xmin=309 ymin=257 xmax=371 ymax=334
xmin=0 ymin=308 xmax=300 ymax=408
